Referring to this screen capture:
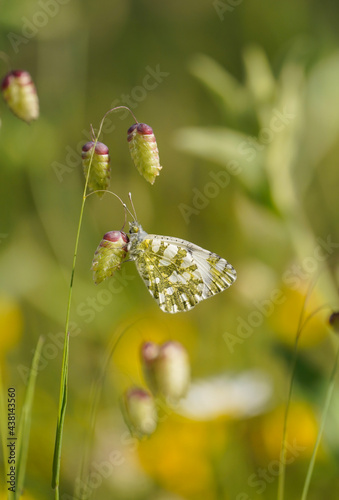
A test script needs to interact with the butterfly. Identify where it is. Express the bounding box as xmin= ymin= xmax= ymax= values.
xmin=125 ymin=220 xmax=237 ymax=313
xmin=92 ymin=192 xmax=236 ymax=313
